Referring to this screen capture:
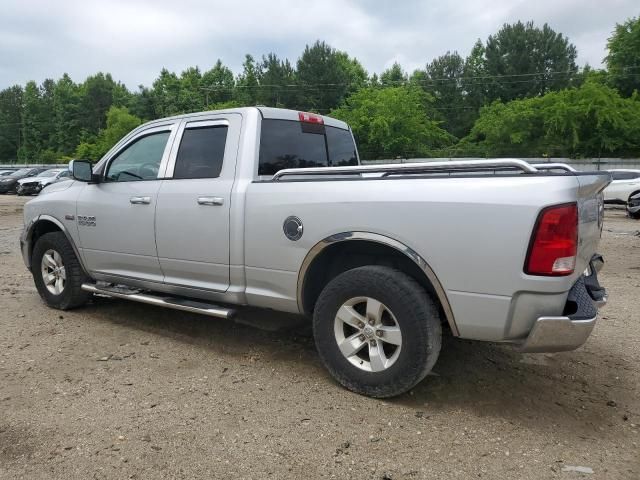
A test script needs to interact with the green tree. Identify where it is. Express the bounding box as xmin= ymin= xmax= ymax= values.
xmin=52 ymin=74 xmax=82 ymax=155
xmin=257 ymin=53 xmax=296 ymax=107
xmin=423 ymin=52 xmax=469 ymax=138
xmin=606 ymin=15 xmax=640 ymax=96
xmin=75 ymin=106 xmax=142 ymax=160
xmin=129 ymin=85 xmax=157 ymax=120
xmin=178 ymin=66 xmax=204 ymax=113
xmin=0 ymin=85 xmax=23 ymax=162
xmin=20 ymin=81 xmax=45 ymax=161
xmin=461 ymin=80 xmax=640 ymax=158
xmin=462 ymin=40 xmax=487 ymax=113
xmin=331 ymin=86 xmax=454 ymax=159
xmin=151 ymin=68 xmax=182 ymax=117
xmin=201 ymin=60 xmax=235 ymax=106
xmin=484 ymin=21 xmax=578 ymax=101
xmin=235 ymin=54 xmax=260 ymax=106
xmin=380 ymin=62 xmax=407 ymax=86
xmin=336 ymin=52 xmax=368 ymax=95
xmin=296 ymin=41 xmax=352 ymax=111
xmin=80 ymin=73 xmax=121 ymax=134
